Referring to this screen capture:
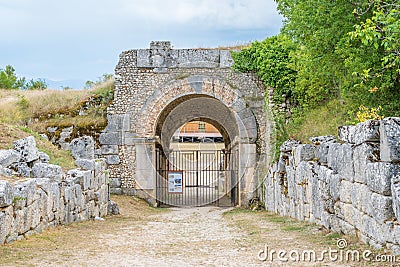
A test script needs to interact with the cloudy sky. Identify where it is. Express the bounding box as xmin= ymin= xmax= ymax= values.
xmin=0 ymin=0 xmax=282 ymax=88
